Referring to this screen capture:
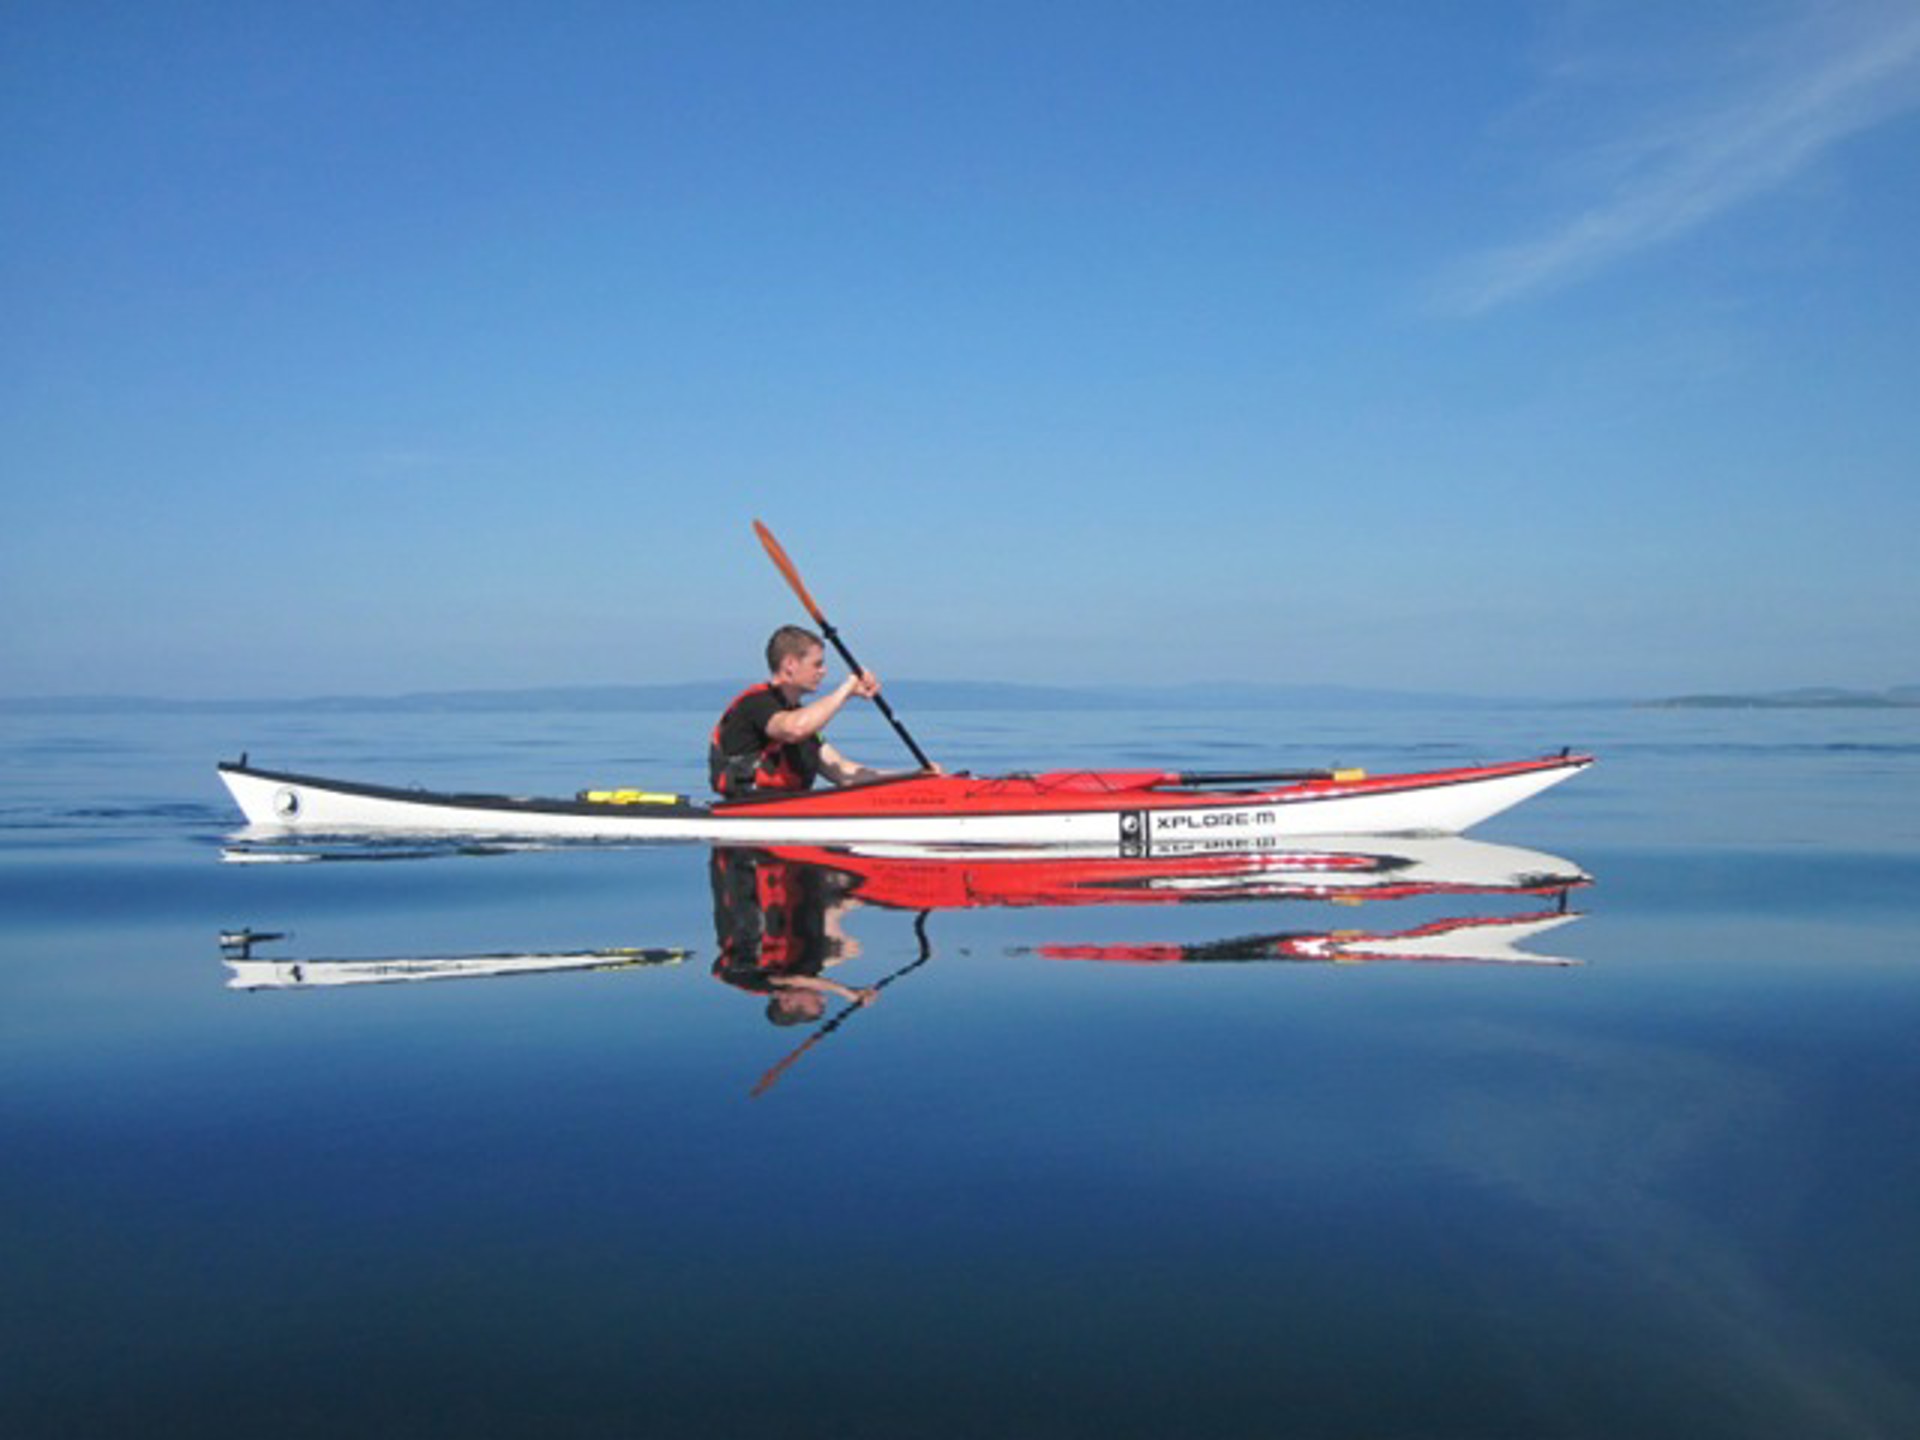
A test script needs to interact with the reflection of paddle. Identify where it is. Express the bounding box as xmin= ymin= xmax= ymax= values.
xmin=753 ymin=519 xmax=934 ymax=771
xmin=750 ymin=912 xmax=934 ymax=1099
